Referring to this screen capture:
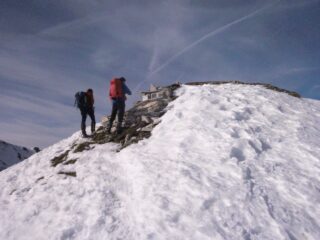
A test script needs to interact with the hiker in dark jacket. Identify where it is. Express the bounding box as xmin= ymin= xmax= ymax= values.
xmin=107 ymin=77 xmax=131 ymax=134
xmin=80 ymin=89 xmax=96 ymax=137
